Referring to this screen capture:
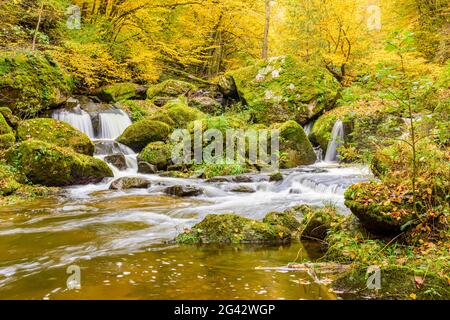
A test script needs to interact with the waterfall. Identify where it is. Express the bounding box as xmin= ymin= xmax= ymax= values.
xmin=324 ymin=120 xmax=344 ymax=162
xmin=303 ymin=121 xmax=314 ymax=136
xmin=52 ymin=108 xmax=95 ymax=139
xmin=314 ymin=147 xmax=323 ymax=162
xmin=98 ymin=110 xmax=132 ymax=140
